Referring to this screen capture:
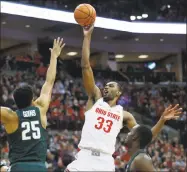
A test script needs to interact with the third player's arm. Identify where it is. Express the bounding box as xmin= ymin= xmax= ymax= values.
xmin=124 ymin=104 xmax=182 ymax=140
xmin=81 ymin=25 xmax=101 ymax=100
xmin=124 ymin=111 xmax=167 ymax=139
xmin=35 ymin=38 xmax=65 ymax=112
xmin=150 ymin=104 xmax=182 ymax=139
